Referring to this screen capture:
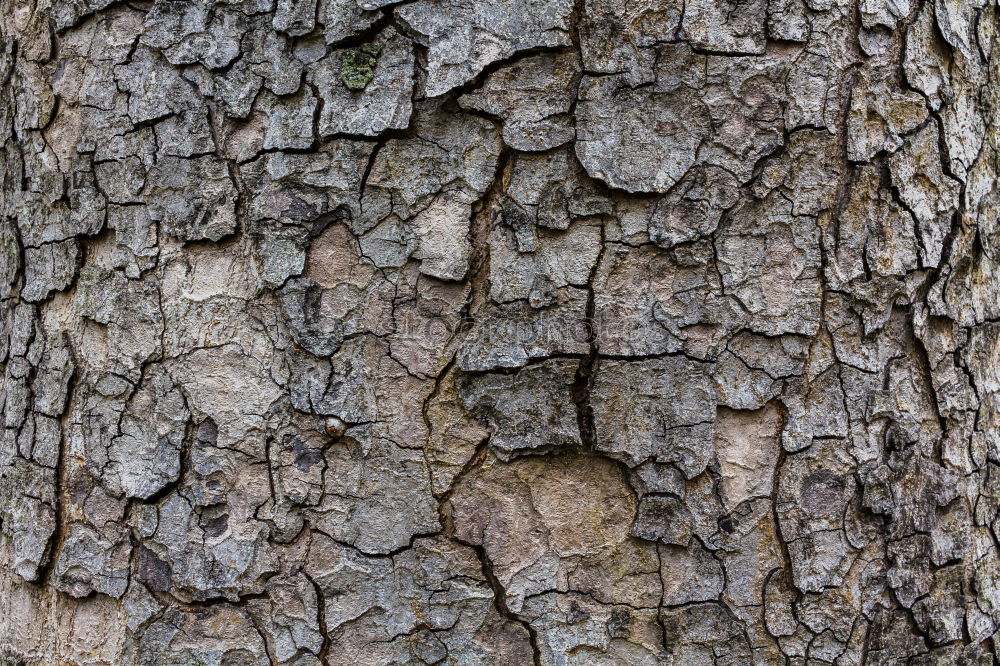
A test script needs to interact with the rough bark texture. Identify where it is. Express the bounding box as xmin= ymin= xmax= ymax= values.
xmin=1 ymin=0 xmax=999 ymax=663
